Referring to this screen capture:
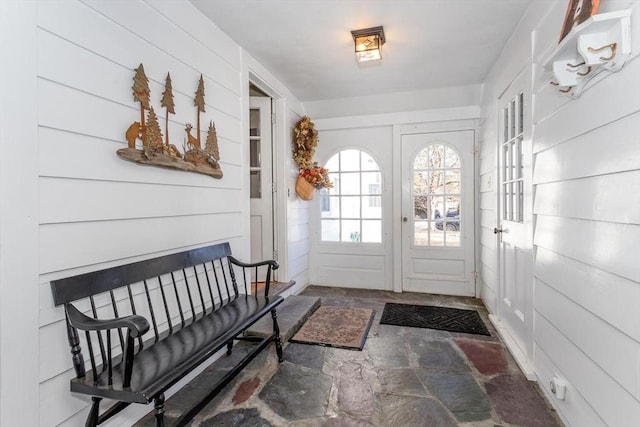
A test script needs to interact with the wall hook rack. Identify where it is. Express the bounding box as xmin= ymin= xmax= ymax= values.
xmin=543 ymin=9 xmax=632 ymax=98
